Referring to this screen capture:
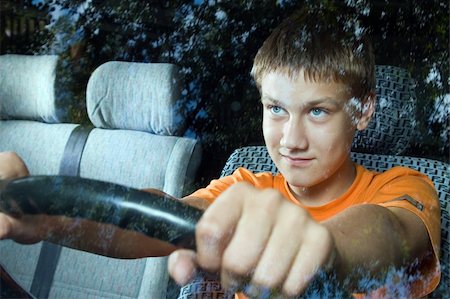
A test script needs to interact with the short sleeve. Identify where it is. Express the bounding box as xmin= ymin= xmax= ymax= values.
xmin=372 ymin=167 xmax=441 ymax=296
xmin=188 ymin=167 xmax=276 ymax=204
